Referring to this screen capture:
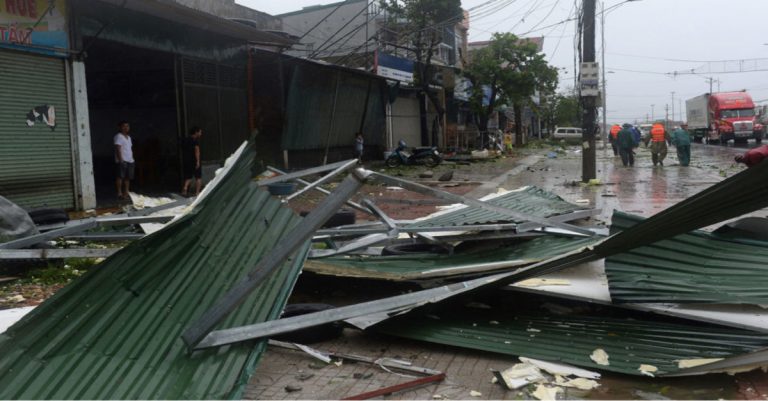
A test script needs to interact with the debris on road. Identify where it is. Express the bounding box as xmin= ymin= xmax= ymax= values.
xmin=5 ymin=142 xmax=768 ymax=398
